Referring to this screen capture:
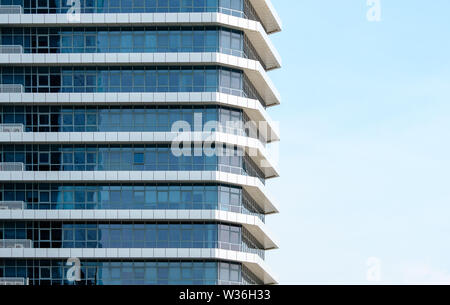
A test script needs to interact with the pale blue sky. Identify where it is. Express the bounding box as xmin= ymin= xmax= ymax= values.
xmin=266 ymin=0 xmax=450 ymax=284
